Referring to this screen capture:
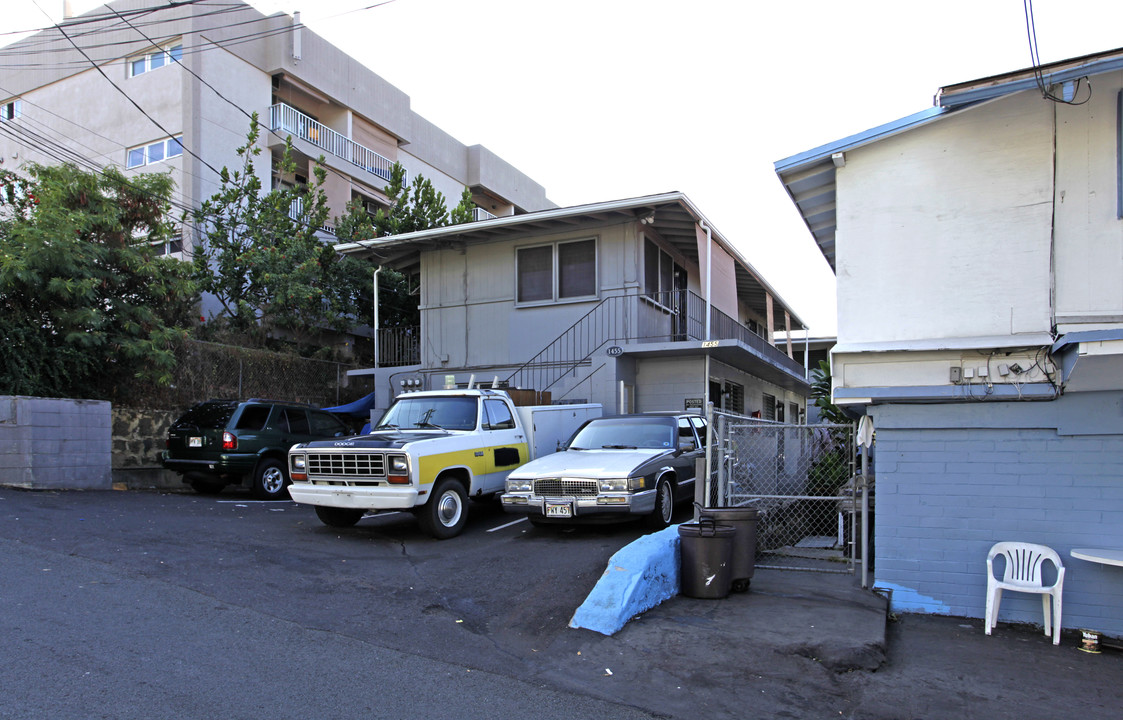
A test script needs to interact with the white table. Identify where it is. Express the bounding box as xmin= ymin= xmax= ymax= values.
xmin=1071 ymin=548 xmax=1123 ymax=567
